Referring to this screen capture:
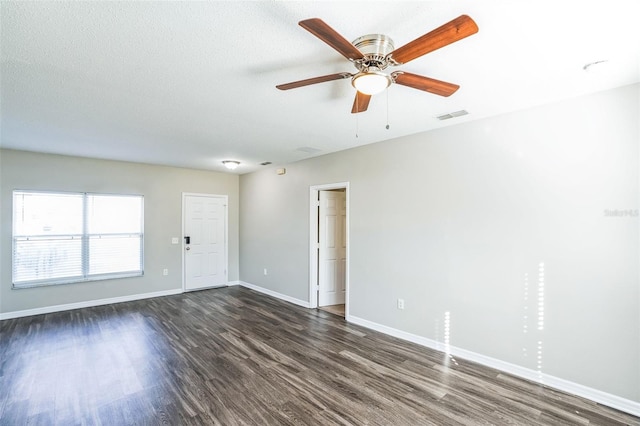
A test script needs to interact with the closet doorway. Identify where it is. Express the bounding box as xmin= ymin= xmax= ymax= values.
xmin=309 ymin=183 xmax=349 ymax=319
